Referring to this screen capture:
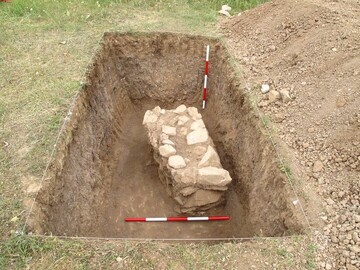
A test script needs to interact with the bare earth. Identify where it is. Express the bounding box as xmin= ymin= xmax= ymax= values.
xmin=220 ymin=0 xmax=359 ymax=269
